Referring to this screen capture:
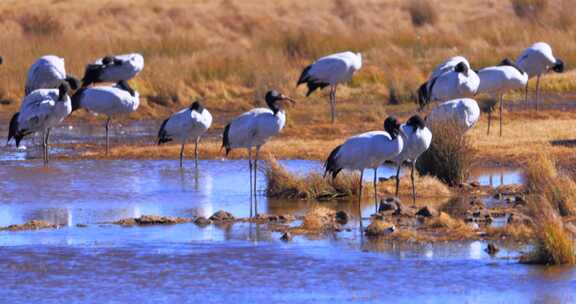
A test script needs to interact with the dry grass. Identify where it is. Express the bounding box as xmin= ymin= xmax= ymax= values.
xmin=524 ymin=154 xmax=576 ymax=217
xmin=521 ymin=153 xmax=576 ymax=265
xmin=1 ymin=0 xmax=576 ymax=126
xmin=406 ymin=0 xmax=438 ymax=27
xmin=265 ymin=157 xmax=360 ymax=200
xmin=264 ymin=157 xmax=451 ymax=201
xmin=417 ymin=119 xmax=476 ymax=185
xmin=511 ymin=0 xmax=548 ymax=19
xmin=378 ymin=174 xmax=451 ymax=198
xmin=522 ymin=215 xmax=575 ymax=265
